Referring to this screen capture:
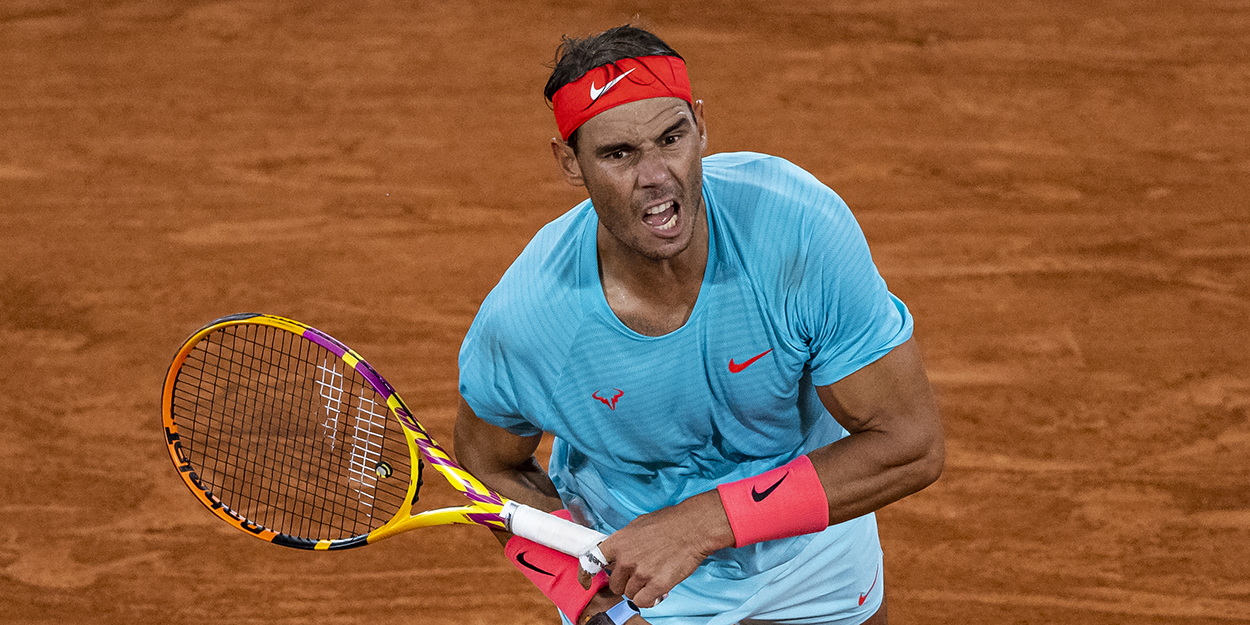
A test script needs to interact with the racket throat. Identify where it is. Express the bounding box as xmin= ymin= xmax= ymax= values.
xmin=412 ymin=457 xmax=425 ymax=505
